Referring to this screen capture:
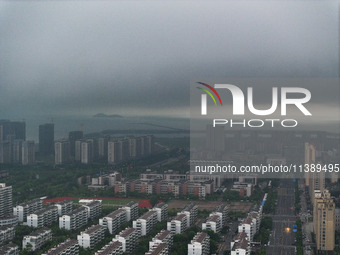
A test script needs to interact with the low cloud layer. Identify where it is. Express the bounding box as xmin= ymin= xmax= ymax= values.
xmin=0 ymin=1 xmax=338 ymax=120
